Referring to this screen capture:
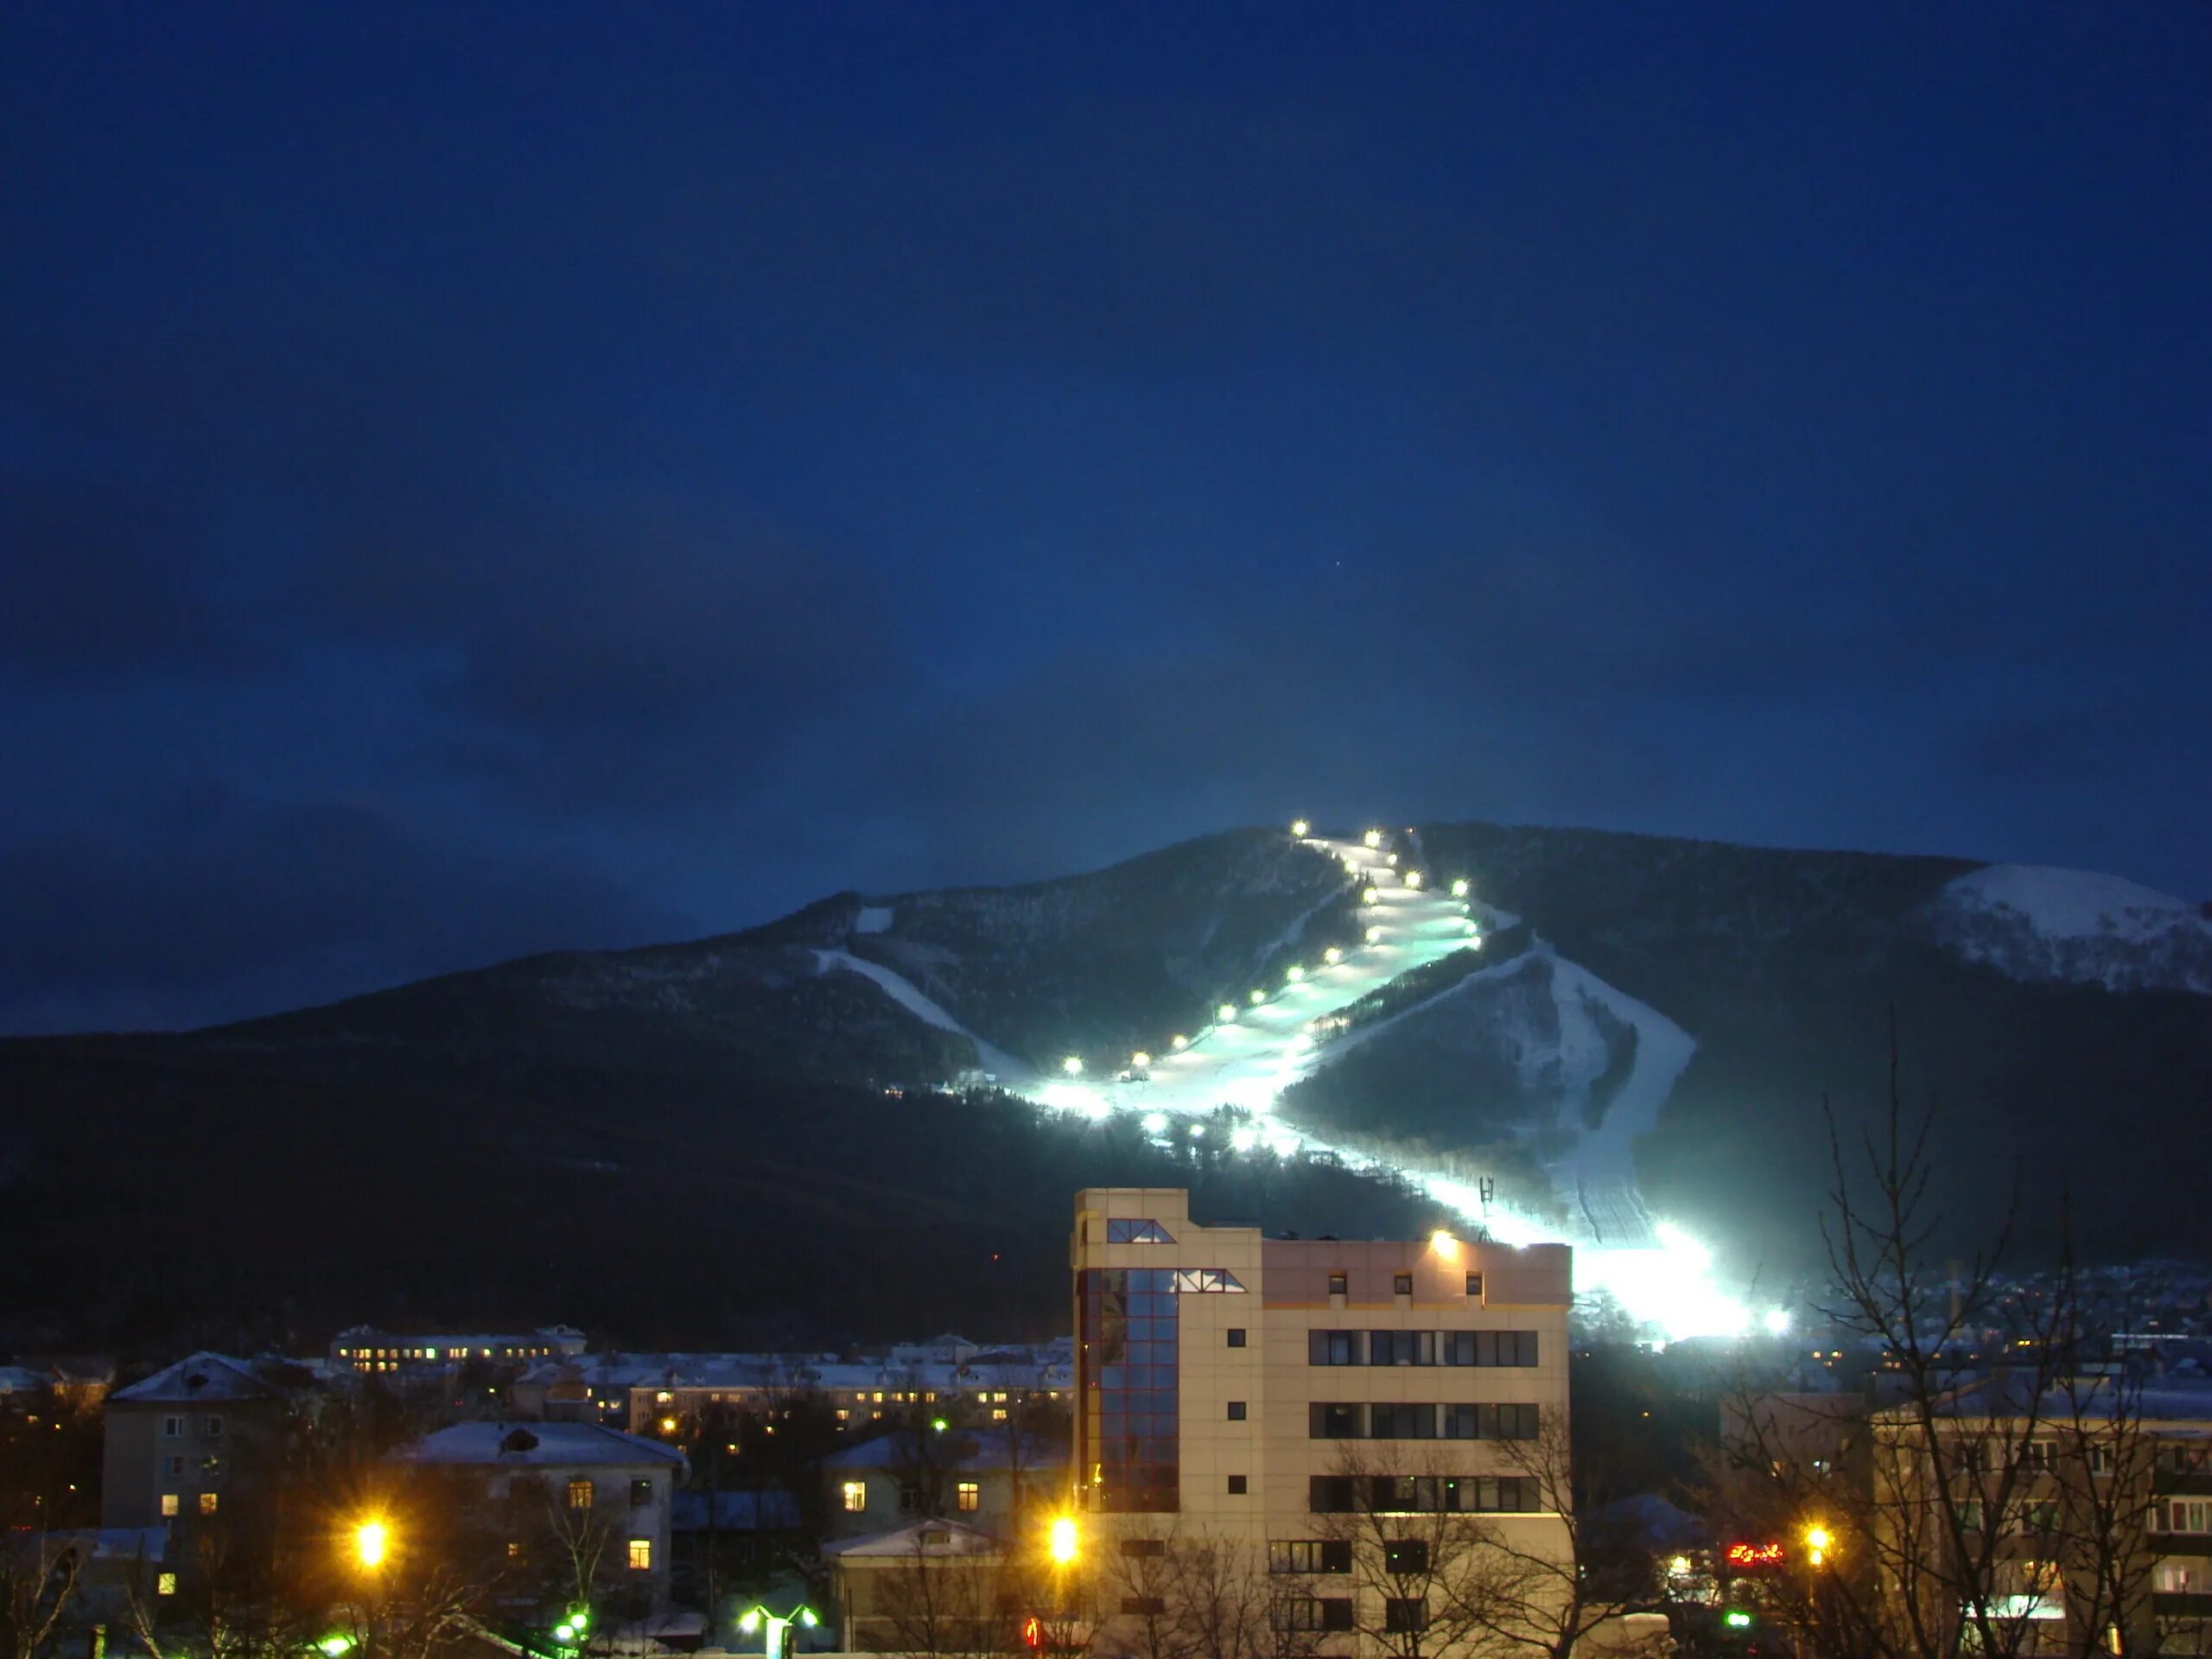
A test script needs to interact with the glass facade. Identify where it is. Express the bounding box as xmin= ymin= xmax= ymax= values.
xmin=1078 ymin=1267 xmax=1180 ymax=1511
